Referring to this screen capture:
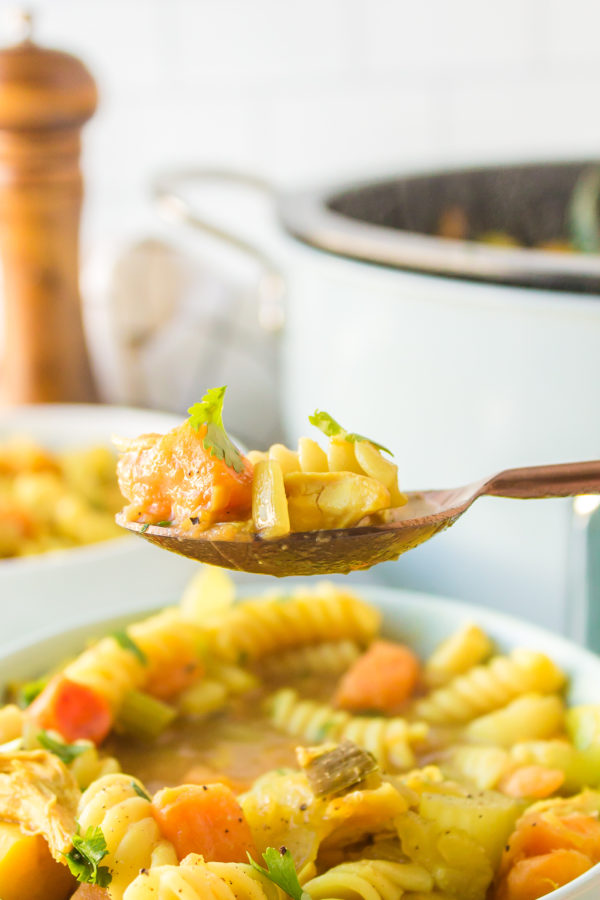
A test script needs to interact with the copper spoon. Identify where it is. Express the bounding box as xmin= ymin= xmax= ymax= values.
xmin=116 ymin=460 xmax=600 ymax=577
